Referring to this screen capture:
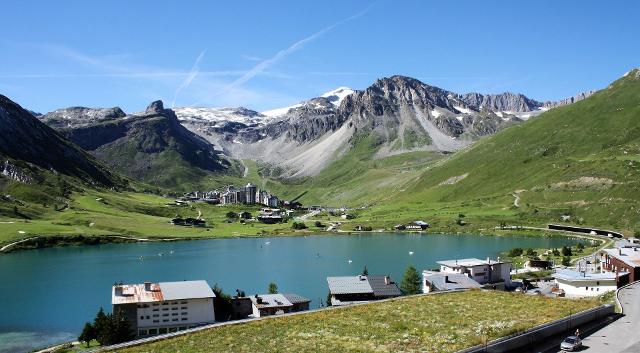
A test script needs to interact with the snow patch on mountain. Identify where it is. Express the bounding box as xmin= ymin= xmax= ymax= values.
xmin=320 ymin=87 xmax=355 ymax=107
